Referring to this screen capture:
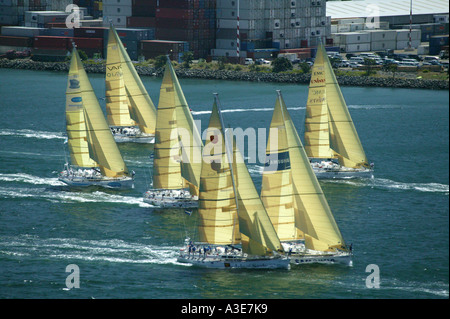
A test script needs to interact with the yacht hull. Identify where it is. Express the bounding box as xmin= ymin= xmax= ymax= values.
xmin=177 ymin=254 xmax=290 ymax=270
xmin=290 ymin=254 xmax=352 ymax=266
xmin=58 ymin=176 xmax=134 ymax=189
